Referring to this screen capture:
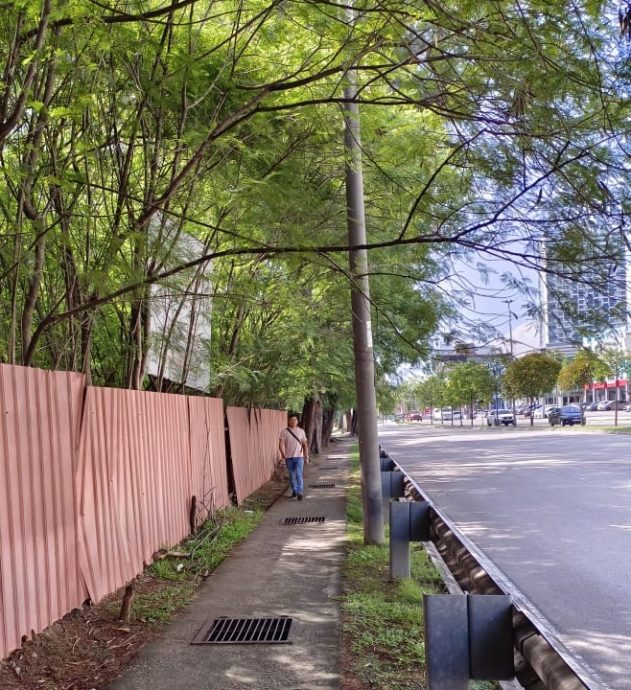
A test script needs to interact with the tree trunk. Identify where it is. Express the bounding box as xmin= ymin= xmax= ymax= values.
xmin=301 ymin=394 xmax=321 ymax=451
xmin=321 ymin=397 xmax=337 ymax=447
xmin=120 ymin=584 xmax=134 ymax=624
xmin=311 ymin=399 xmax=322 ymax=454
xmin=350 ymin=409 xmax=358 ymax=436
xmin=345 ymin=409 xmax=353 ymax=433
